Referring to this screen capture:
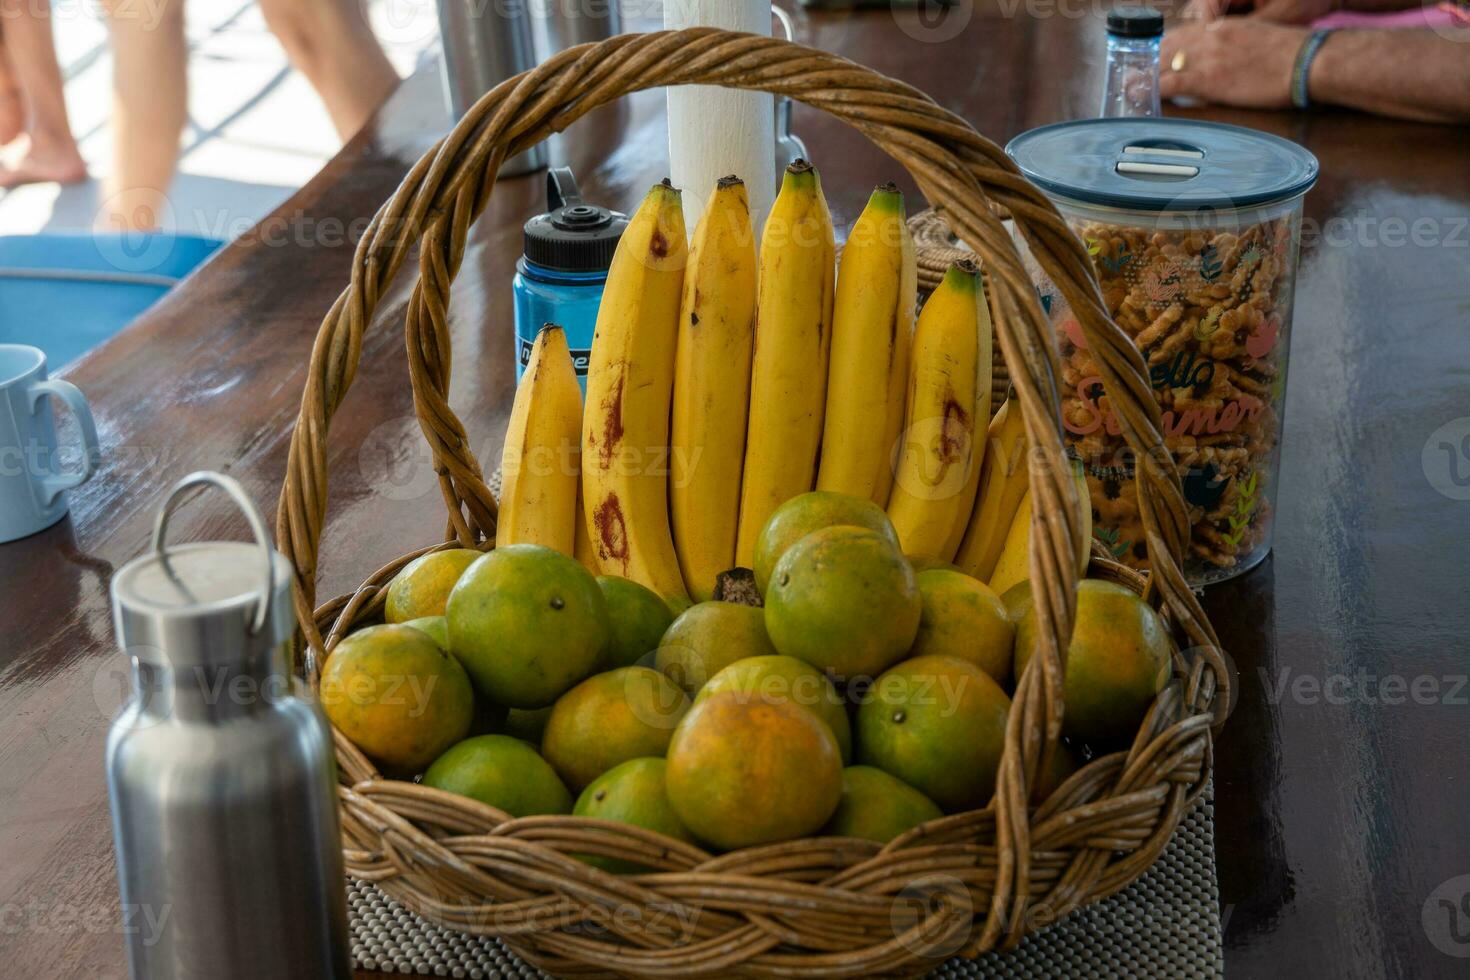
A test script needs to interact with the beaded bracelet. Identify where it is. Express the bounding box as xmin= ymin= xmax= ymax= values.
xmin=1292 ymin=29 xmax=1336 ymax=110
